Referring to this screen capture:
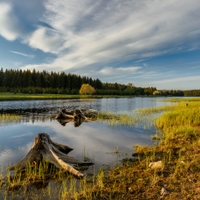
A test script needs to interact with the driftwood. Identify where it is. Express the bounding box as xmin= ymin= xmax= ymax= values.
xmin=8 ymin=133 xmax=93 ymax=178
xmin=55 ymin=108 xmax=98 ymax=127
